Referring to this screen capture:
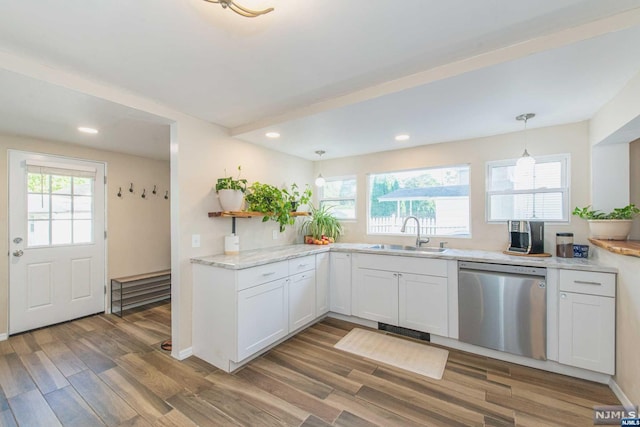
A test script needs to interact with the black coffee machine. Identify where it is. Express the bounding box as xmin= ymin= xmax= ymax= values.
xmin=506 ymin=220 xmax=544 ymax=254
